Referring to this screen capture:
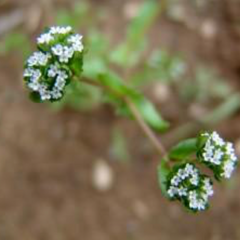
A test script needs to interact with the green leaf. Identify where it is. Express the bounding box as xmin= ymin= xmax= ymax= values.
xmin=98 ymin=71 xmax=134 ymax=96
xmin=126 ymin=0 xmax=160 ymax=46
xmin=94 ymin=71 xmax=169 ymax=131
xmin=98 ymin=70 xmax=169 ymax=131
xmin=87 ymin=30 xmax=110 ymax=55
xmin=71 ymin=54 xmax=83 ymax=77
xmin=130 ymin=94 xmax=169 ymax=131
xmin=110 ymin=0 xmax=160 ymax=67
xmin=83 ymin=57 xmax=107 ymax=79
xmin=29 ymin=92 xmax=42 ymax=103
xmin=110 ymin=39 xmax=147 ymax=67
xmin=157 ymin=160 xmax=170 ymax=197
xmin=169 ymin=138 xmax=197 ymax=160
